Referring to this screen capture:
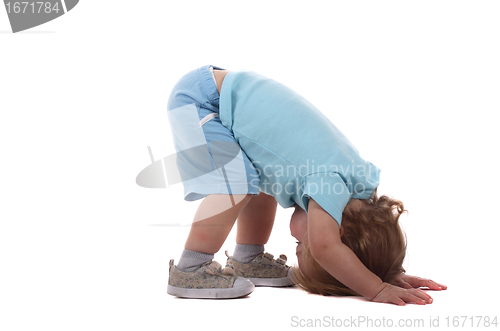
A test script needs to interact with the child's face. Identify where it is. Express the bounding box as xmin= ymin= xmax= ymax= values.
xmin=290 ymin=203 xmax=345 ymax=276
xmin=290 ymin=204 xmax=309 ymax=274
xmin=290 ymin=204 xmax=307 ymax=242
